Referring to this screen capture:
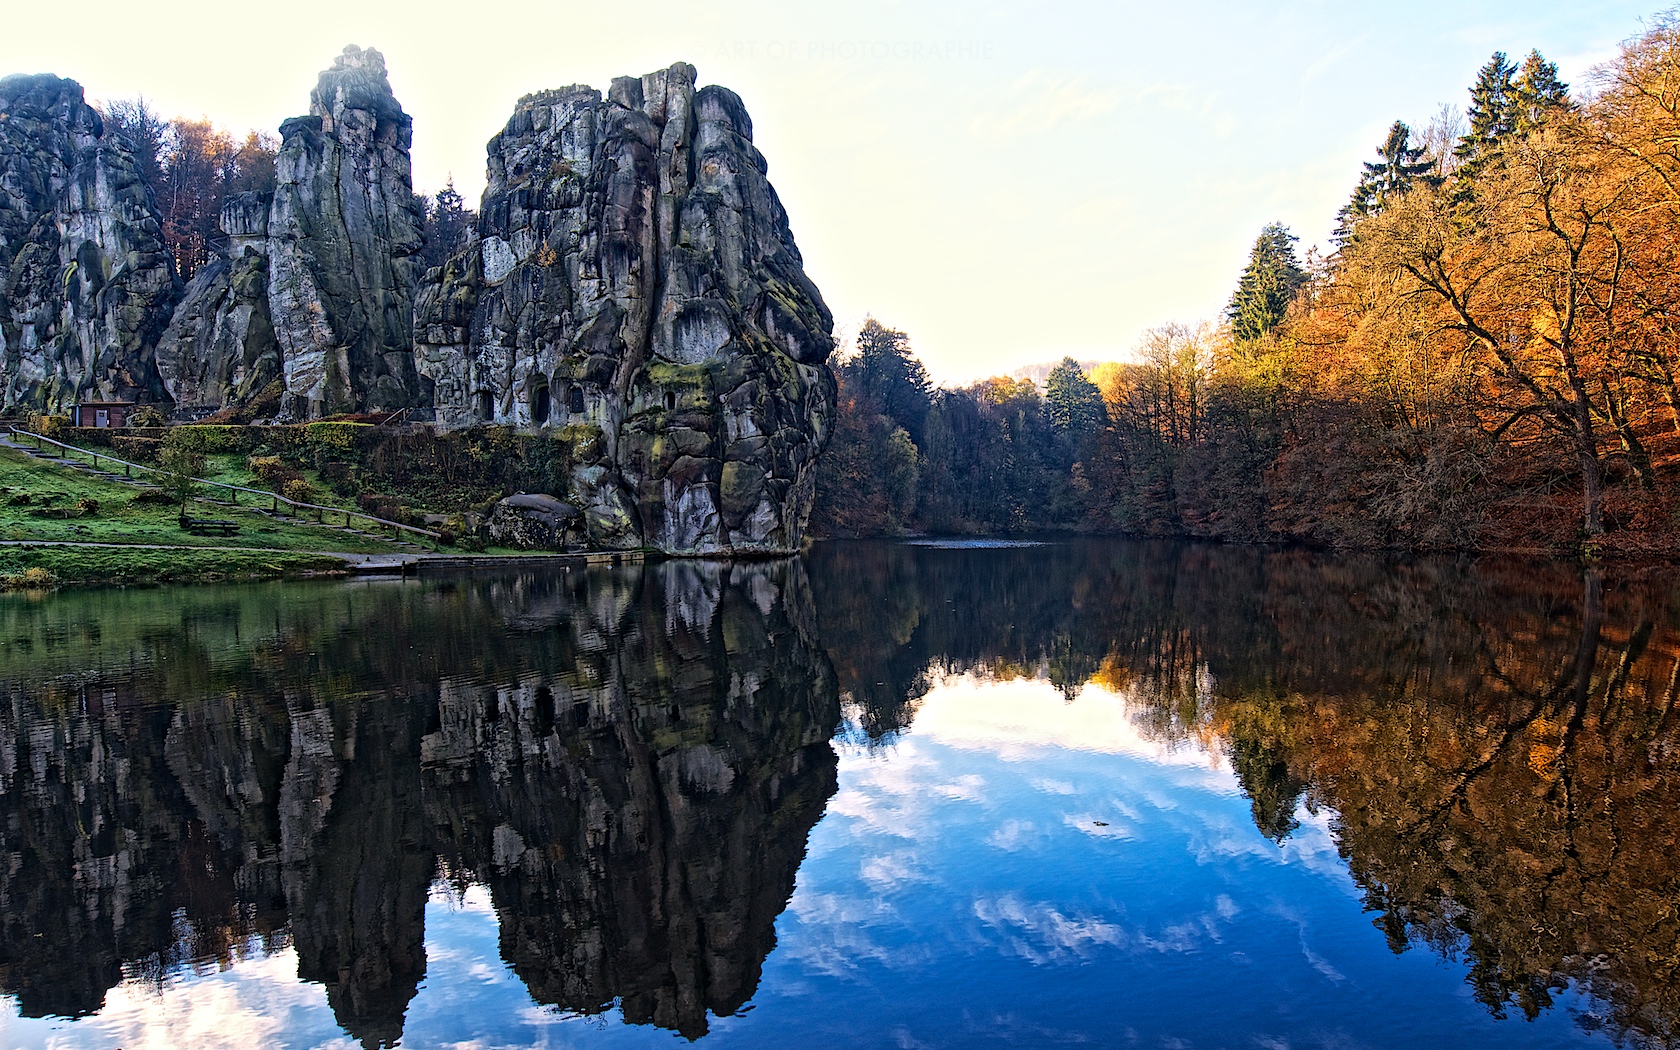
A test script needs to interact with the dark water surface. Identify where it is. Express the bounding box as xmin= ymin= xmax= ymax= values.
xmin=1 ymin=540 xmax=1676 ymax=1048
